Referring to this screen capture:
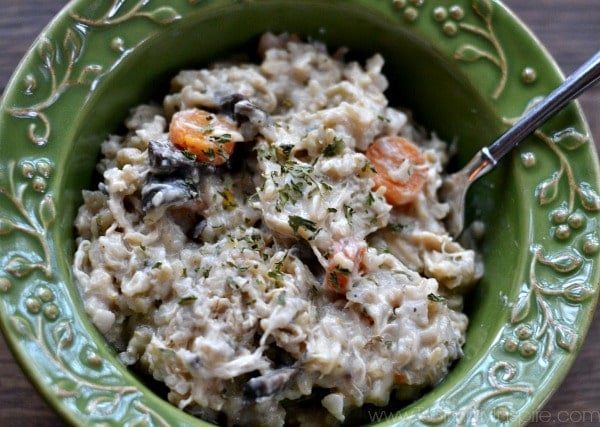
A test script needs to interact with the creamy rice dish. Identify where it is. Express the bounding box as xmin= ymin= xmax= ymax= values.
xmin=73 ymin=33 xmax=482 ymax=426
